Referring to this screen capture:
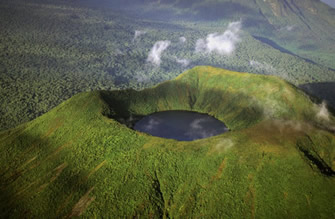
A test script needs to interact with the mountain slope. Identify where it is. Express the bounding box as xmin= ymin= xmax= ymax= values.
xmin=1 ymin=66 xmax=335 ymax=218
xmin=1 ymin=0 xmax=335 ymax=132
xmin=114 ymin=0 xmax=335 ymax=69
xmin=300 ymin=82 xmax=335 ymax=109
